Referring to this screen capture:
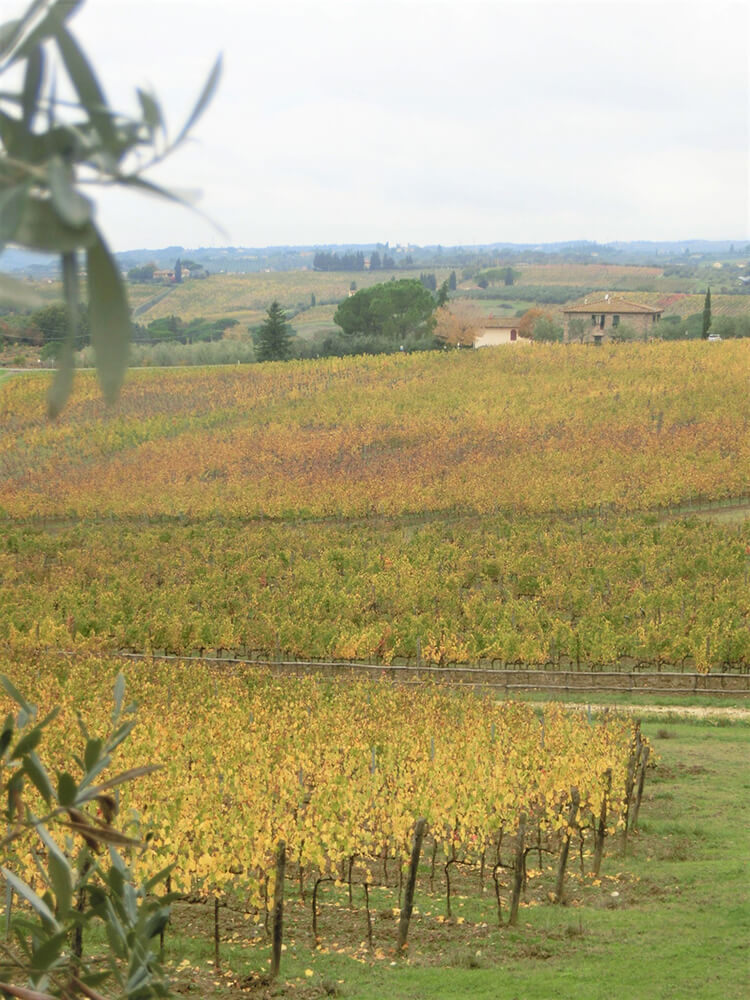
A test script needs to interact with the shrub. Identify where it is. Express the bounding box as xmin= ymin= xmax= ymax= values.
xmin=610 ymin=322 xmax=639 ymax=342
xmin=77 ymin=339 xmax=257 ymax=368
xmin=533 ymin=317 xmax=563 ymax=342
